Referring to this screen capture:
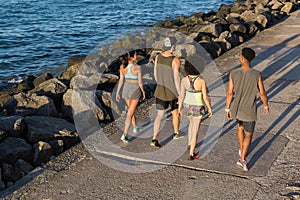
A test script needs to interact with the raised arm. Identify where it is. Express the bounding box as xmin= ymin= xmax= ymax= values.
xmin=226 ymin=73 xmax=234 ymax=119
xmin=258 ymin=74 xmax=269 ymax=114
xmin=201 ymin=79 xmax=212 ymax=117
